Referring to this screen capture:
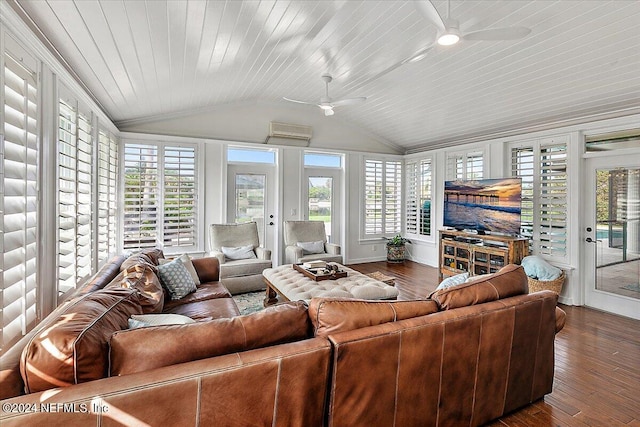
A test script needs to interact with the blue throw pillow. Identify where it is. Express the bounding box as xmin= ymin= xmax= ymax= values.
xmin=157 ymin=258 xmax=196 ymax=300
xmin=436 ymin=272 xmax=470 ymax=290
